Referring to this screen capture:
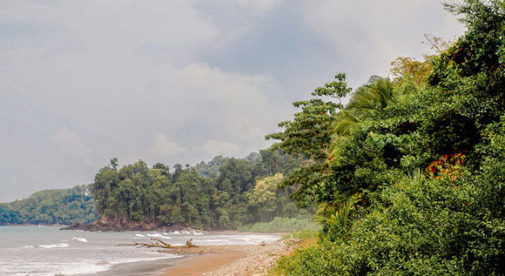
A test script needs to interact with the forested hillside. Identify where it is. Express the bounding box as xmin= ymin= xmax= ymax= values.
xmin=88 ymin=149 xmax=311 ymax=230
xmin=0 ymin=149 xmax=312 ymax=230
xmin=270 ymin=1 xmax=505 ymax=274
xmin=0 ymin=185 xmax=97 ymax=225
